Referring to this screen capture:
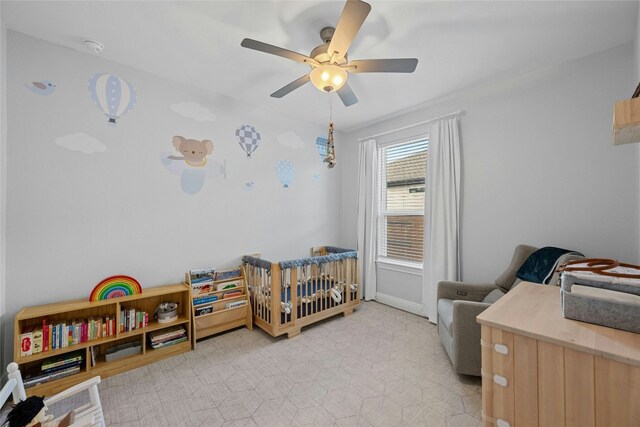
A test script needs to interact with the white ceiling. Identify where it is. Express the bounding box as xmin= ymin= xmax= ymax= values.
xmin=1 ymin=1 xmax=638 ymax=132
